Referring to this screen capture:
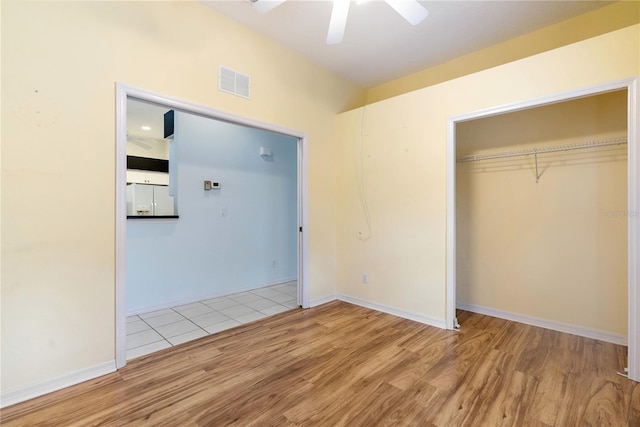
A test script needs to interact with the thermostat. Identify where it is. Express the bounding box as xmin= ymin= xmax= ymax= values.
xmin=204 ymin=180 xmax=221 ymax=191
